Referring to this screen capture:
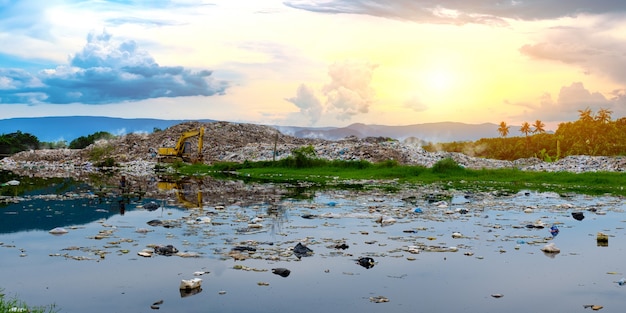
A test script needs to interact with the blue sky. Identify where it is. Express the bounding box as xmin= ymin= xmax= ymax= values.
xmin=1 ymin=0 xmax=626 ymax=130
